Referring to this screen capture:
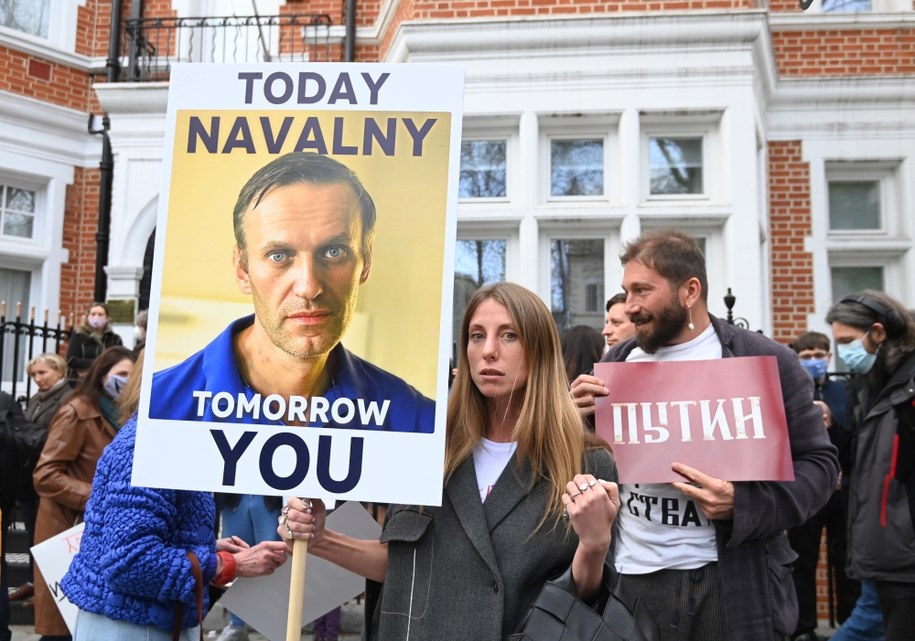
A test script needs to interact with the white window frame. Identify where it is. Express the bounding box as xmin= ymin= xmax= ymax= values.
xmin=645 ymin=134 xmax=706 ymax=199
xmin=453 ymin=230 xmax=516 ymax=285
xmin=458 ymin=138 xmax=511 ymax=203
xmin=826 ymin=251 xmax=906 ymax=302
xmin=820 ymin=160 xmax=907 ymax=306
xmin=0 ymin=0 xmax=86 ymax=57
xmin=0 ymin=171 xmax=50 ymax=246
xmin=640 ymin=115 xmax=721 ymax=204
xmin=539 ymin=114 xmax=620 ymax=205
xmin=460 ymin=117 xmax=519 ymax=206
xmin=825 ymin=162 xmax=899 ymax=238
